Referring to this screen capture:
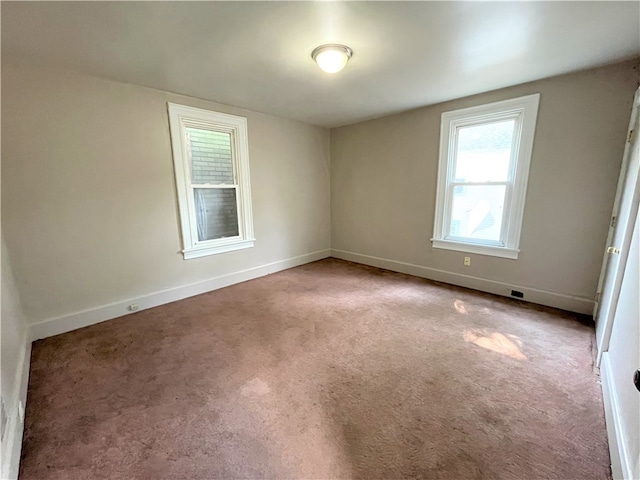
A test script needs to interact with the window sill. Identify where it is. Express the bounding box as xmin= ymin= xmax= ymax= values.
xmin=431 ymin=239 xmax=519 ymax=259
xmin=183 ymin=239 xmax=255 ymax=259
